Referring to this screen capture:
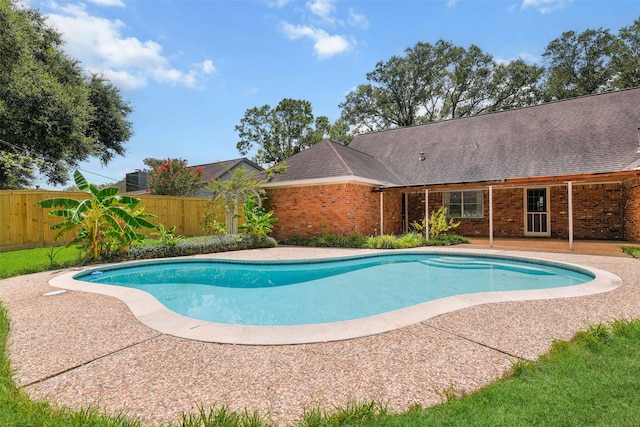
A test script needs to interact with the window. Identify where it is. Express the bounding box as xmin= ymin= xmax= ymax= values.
xmin=443 ymin=190 xmax=483 ymax=218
